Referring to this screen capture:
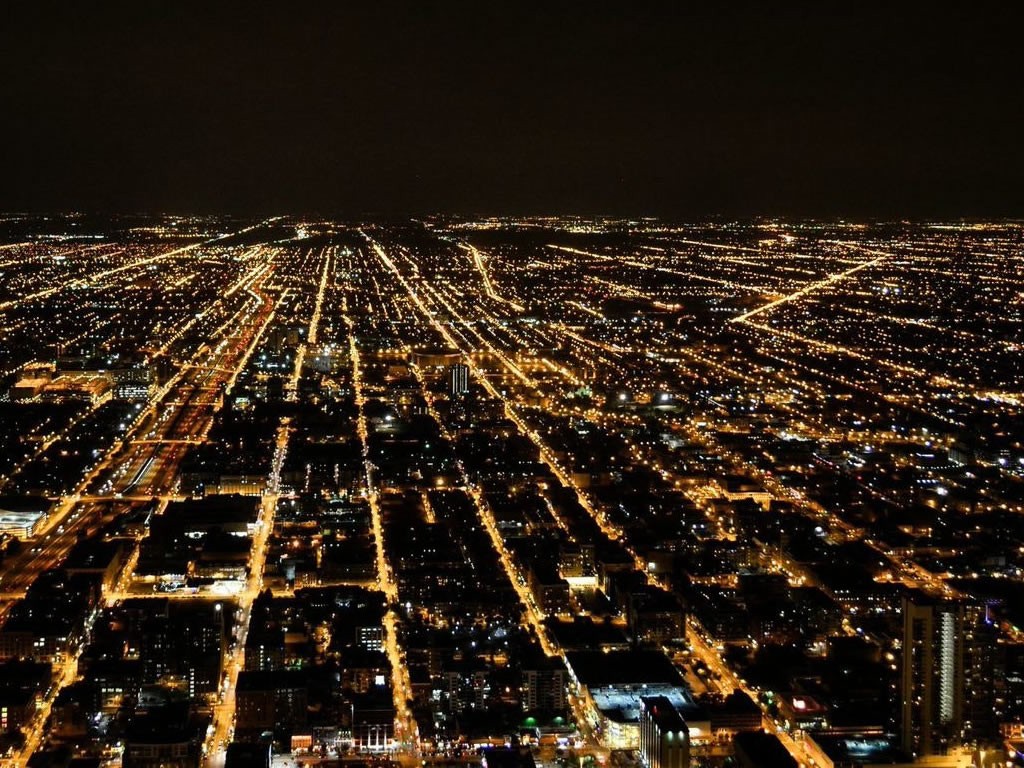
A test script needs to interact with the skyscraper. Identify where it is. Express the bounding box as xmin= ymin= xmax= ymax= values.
xmin=639 ymin=696 xmax=690 ymax=768
xmin=900 ymin=591 xmax=996 ymax=757
xmin=449 ymin=362 xmax=470 ymax=397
